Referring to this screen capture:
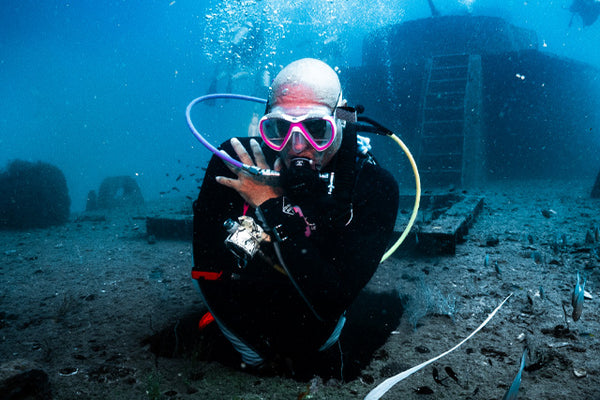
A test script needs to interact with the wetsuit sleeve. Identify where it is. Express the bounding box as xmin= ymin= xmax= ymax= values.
xmin=258 ymin=163 xmax=399 ymax=321
xmin=192 ymin=141 xmax=243 ymax=275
